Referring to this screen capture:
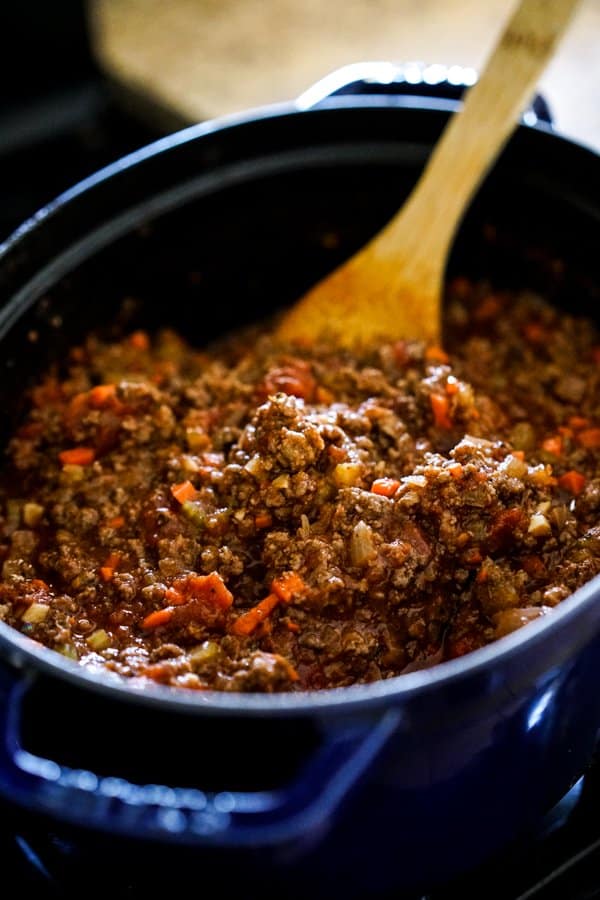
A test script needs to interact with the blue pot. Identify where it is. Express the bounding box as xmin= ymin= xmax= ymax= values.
xmin=0 ymin=64 xmax=598 ymax=897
